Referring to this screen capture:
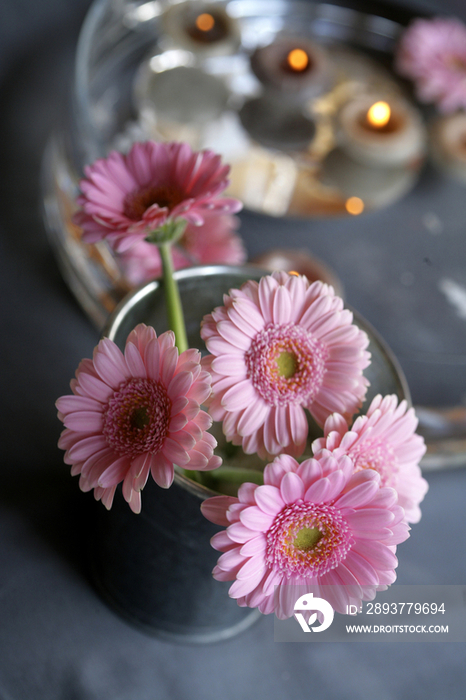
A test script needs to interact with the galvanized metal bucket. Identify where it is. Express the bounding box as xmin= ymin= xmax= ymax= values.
xmin=90 ymin=264 xmax=409 ymax=642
